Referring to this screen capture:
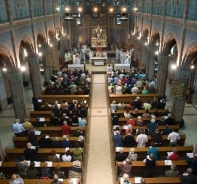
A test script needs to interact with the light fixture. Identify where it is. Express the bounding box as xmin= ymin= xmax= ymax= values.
xmin=121 ymin=6 xmax=127 ymax=12
xmin=78 ymin=6 xmax=83 ymax=13
xmin=191 ymin=65 xmax=195 ymax=69
xmin=171 ymin=64 xmax=177 ymax=70
xmin=38 ymin=52 xmax=42 ymax=57
xmin=2 ymin=67 xmax=7 ymax=72
xmin=50 ymin=44 xmax=53 ymax=47
xmin=20 ymin=66 xmax=26 ymax=72
xmin=133 ymin=7 xmax=138 ymax=11
xmin=65 ymin=6 xmax=70 ymax=12
xmin=145 ymin=42 xmax=148 ymax=46
xmin=155 ymin=51 xmax=159 ymax=55
xmin=38 ymin=44 xmax=41 ymax=48
xmin=56 ymin=7 xmax=60 ymax=11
